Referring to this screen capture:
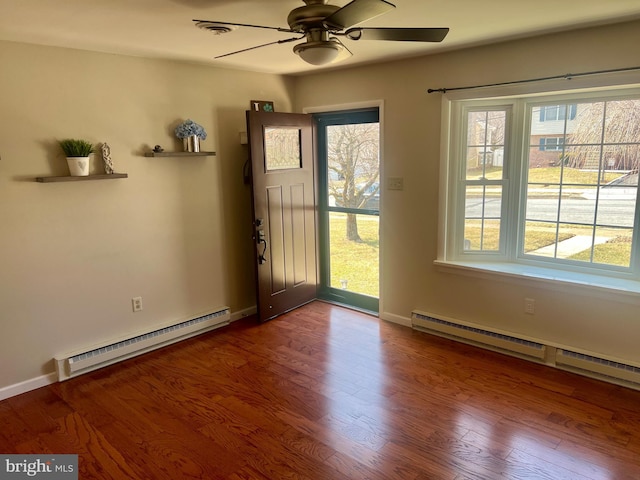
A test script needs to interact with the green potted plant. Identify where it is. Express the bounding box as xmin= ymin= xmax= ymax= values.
xmin=58 ymin=139 xmax=94 ymax=176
